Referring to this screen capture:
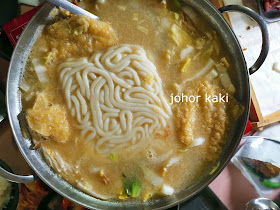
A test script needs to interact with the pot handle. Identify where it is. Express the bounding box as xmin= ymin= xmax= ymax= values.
xmin=0 ymin=166 xmax=37 ymax=183
xmin=0 ymin=94 xmax=36 ymax=183
xmin=218 ymin=5 xmax=269 ymax=75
